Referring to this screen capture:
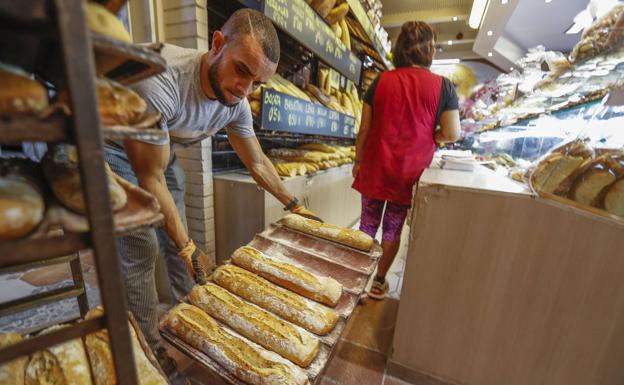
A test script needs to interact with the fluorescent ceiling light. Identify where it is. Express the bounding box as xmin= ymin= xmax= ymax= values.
xmin=545 ymin=0 xmax=552 ymax=3
xmin=433 ymin=59 xmax=461 ymax=65
xmin=469 ymin=0 xmax=489 ymax=29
